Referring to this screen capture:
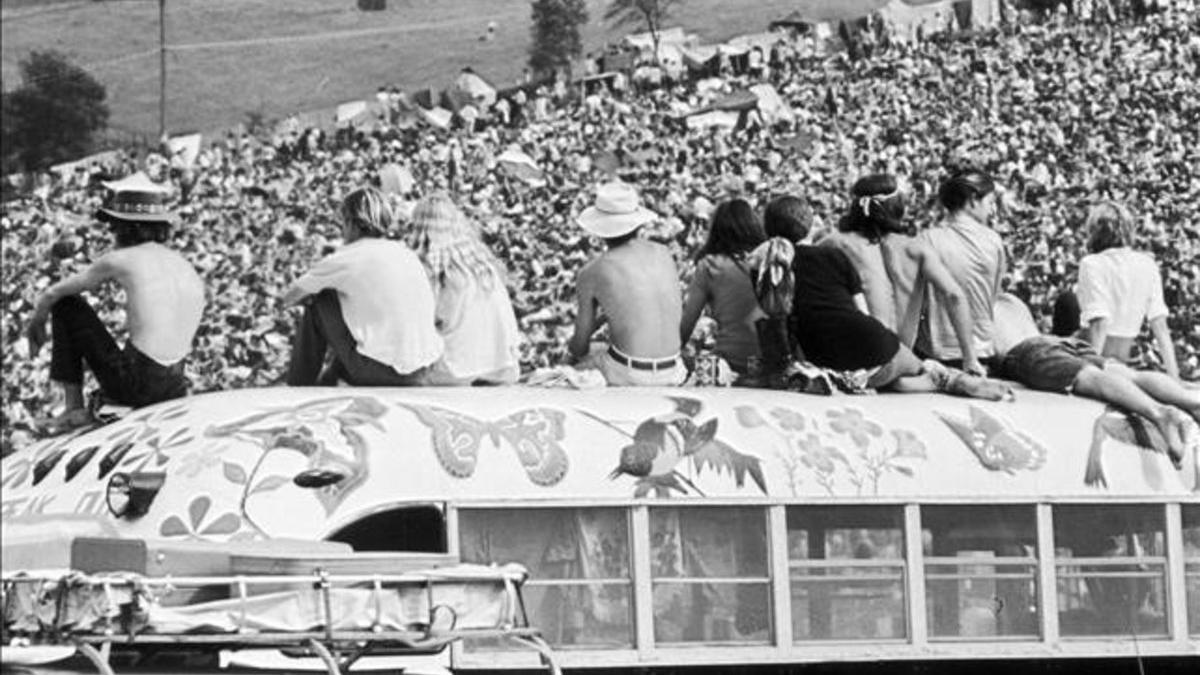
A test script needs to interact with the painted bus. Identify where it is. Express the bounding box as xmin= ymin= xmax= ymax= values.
xmin=2 ymin=385 xmax=1198 ymax=671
